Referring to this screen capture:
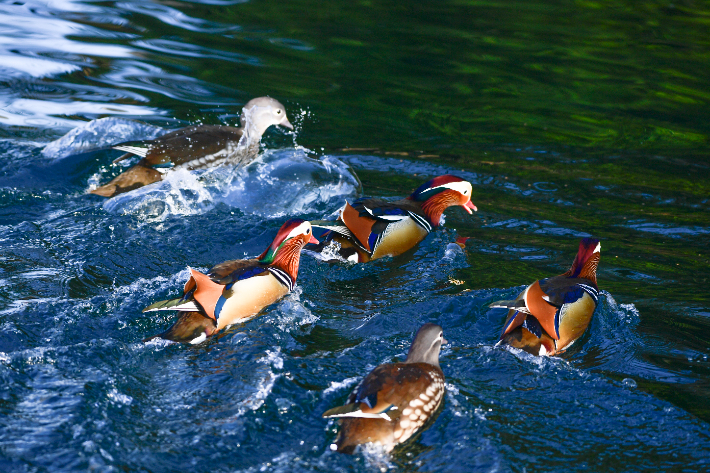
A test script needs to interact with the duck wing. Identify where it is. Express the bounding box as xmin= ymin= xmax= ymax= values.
xmin=113 ymin=125 xmax=244 ymax=167
xmin=206 ymin=258 xmax=268 ymax=285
